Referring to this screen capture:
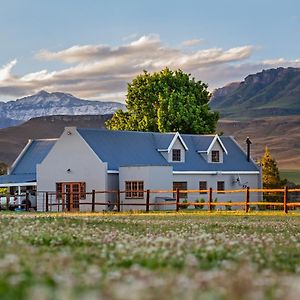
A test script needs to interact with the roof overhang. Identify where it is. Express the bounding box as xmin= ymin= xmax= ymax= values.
xmin=0 ymin=182 xmax=37 ymax=188
xmin=173 ymin=171 xmax=260 ymax=175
